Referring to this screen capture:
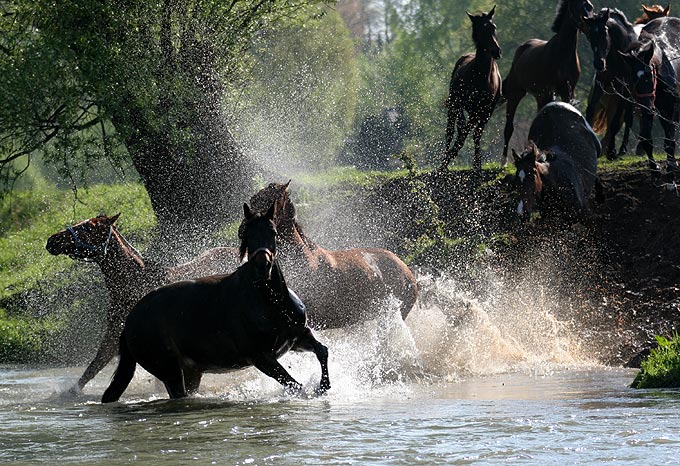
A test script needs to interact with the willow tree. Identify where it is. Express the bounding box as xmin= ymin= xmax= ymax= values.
xmin=0 ymin=0 xmax=328 ymax=245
